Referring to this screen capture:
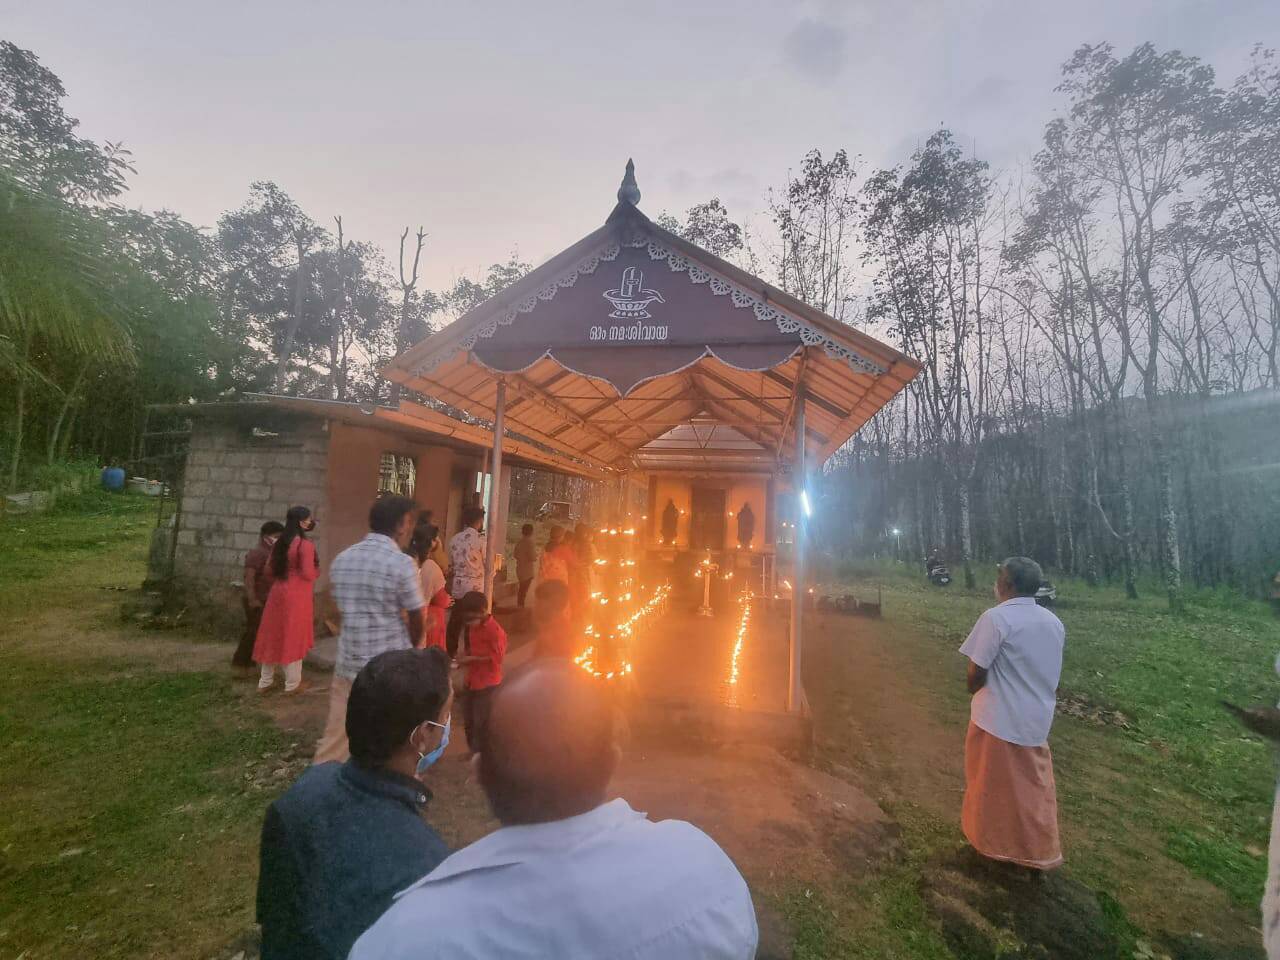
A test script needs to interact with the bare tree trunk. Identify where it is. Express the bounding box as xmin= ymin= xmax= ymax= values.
xmin=7 ymin=332 xmax=32 ymax=490
xmin=58 ymin=409 xmax=78 ymax=460
xmin=274 ymin=233 xmax=310 ymax=393
xmin=331 ymin=216 xmax=348 ymax=400
xmin=1148 ymin=413 xmax=1183 ymax=610
xmin=391 ymin=227 xmax=427 ymax=406
xmin=958 ymin=480 xmax=975 ymax=588
xmin=47 ymin=359 xmax=90 ymax=464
